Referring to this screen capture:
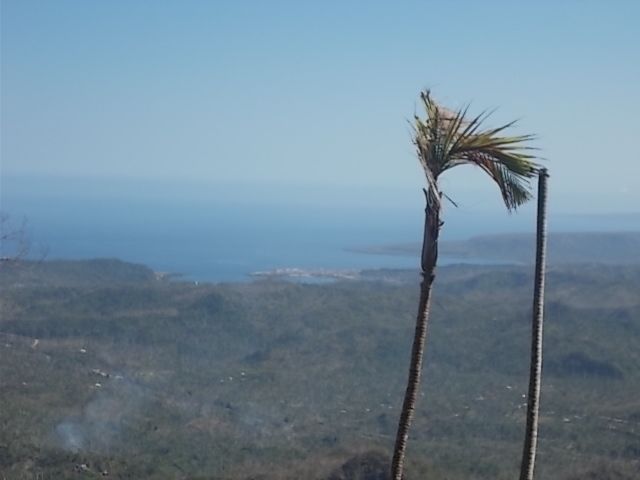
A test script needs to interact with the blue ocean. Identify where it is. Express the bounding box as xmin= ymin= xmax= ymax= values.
xmin=4 ymin=177 xmax=638 ymax=282
xmin=5 ymin=196 xmax=426 ymax=281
